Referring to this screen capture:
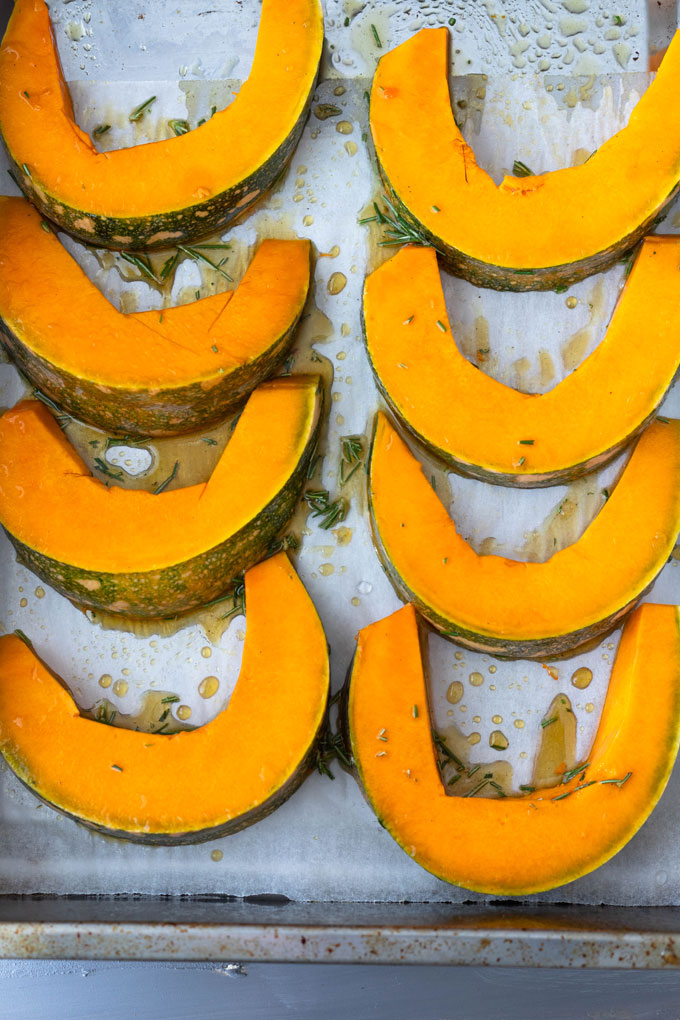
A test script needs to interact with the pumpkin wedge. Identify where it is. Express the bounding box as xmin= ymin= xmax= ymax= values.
xmin=0 ymin=198 xmax=311 ymax=436
xmin=370 ymin=28 xmax=680 ymax=290
xmin=369 ymin=413 xmax=680 ymax=659
xmin=347 ymin=602 xmax=680 ymax=895
xmin=0 ymin=0 xmax=323 ymax=249
xmin=0 ymin=553 xmax=329 ymax=843
xmin=0 ymin=378 xmax=322 ymax=618
xmin=363 ymin=242 xmax=680 ymax=487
